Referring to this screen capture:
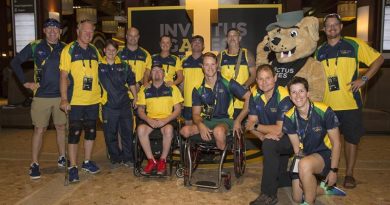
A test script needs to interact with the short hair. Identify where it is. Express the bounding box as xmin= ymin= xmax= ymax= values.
xmin=324 ymin=13 xmax=342 ymax=25
xmin=202 ymin=52 xmax=217 ymax=62
xmin=226 ymin=28 xmax=240 ymax=36
xmin=105 ymin=39 xmax=118 ymax=50
xmin=160 ymin=35 xmax=172 ymax=42
xmin=256 ymin=64 xmax=275 ymax=77
xmin=287 ymin=76 xmax=309 ymax=93
xmin=77 ymin=19 xmax=95 ymax=30
xmin=191 ymin=35 xmax=204 ymax=43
